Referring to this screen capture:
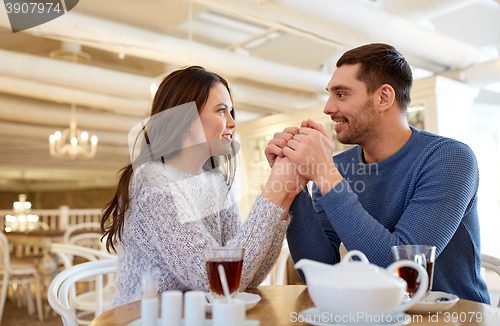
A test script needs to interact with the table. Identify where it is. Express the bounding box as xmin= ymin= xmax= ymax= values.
xmin=89 ymin=285 xmax=500 ymax=326
xmin=5 ymin=230 xmax=65 ymax=277
xmin=6 ymin=230 xmax=65 ymax=253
